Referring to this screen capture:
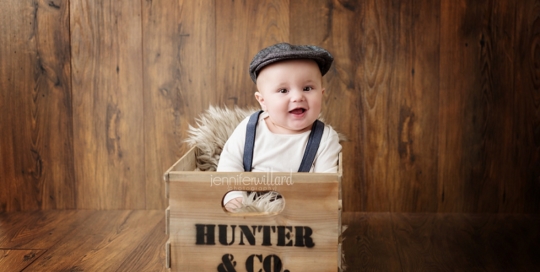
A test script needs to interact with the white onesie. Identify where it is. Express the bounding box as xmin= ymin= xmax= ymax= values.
xmin=217 ymin=111 xmax=342 ymax=204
